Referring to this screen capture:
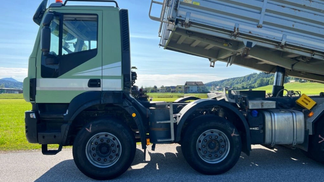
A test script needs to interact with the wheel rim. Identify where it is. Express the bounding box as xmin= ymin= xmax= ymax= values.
xmin=85 ymin=132 xmax=122 ymax=168
xmin=196 ymin=129 xmax=230 ymax=164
